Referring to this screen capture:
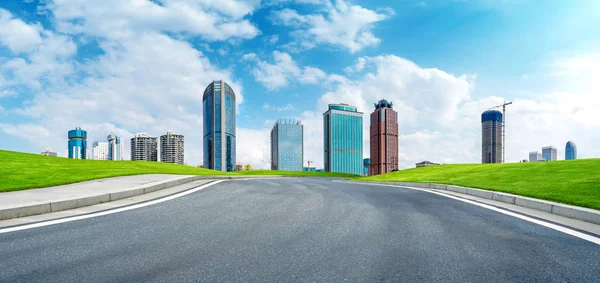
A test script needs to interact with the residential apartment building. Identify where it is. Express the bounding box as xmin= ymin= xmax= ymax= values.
xmin=160 ymin=130 xmax=184 ymax=164
xmin=271 ymin=119 xmax=303 ymax=171
xmin=131 ymin=133 xmax=158 ymax=161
